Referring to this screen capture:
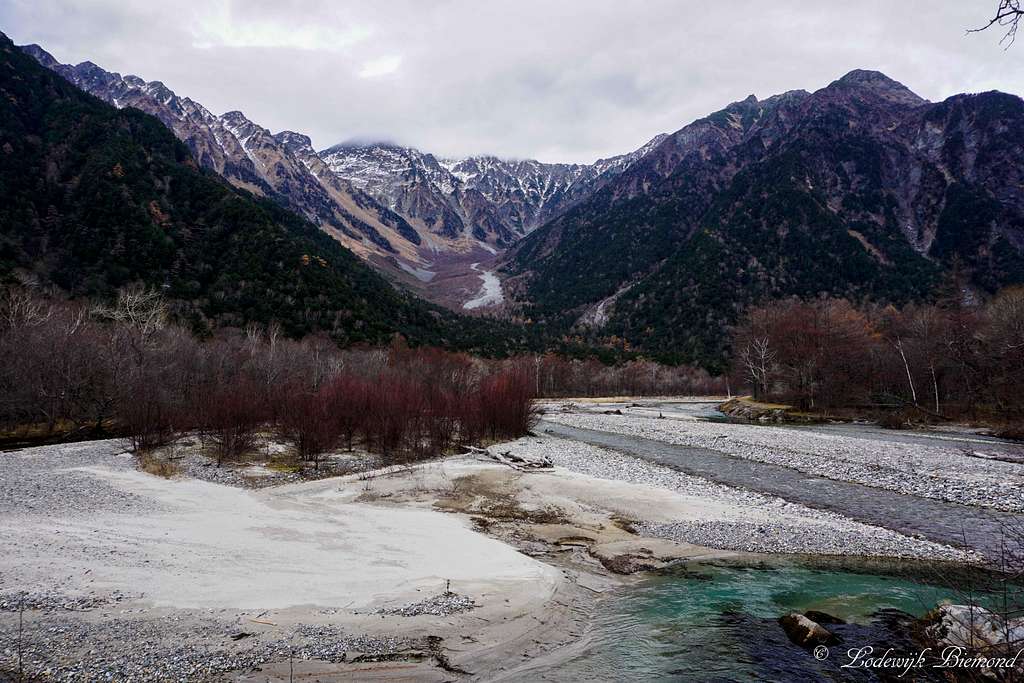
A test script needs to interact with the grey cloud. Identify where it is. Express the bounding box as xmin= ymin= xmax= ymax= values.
xmin=2 ymin=0 xmax=1022 ymax=162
